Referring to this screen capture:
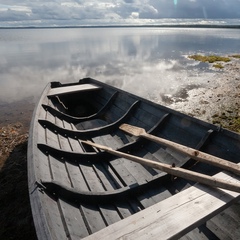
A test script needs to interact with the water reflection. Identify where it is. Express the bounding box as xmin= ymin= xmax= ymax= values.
xmin=0 ymin=27 xmax=239 ymax=103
